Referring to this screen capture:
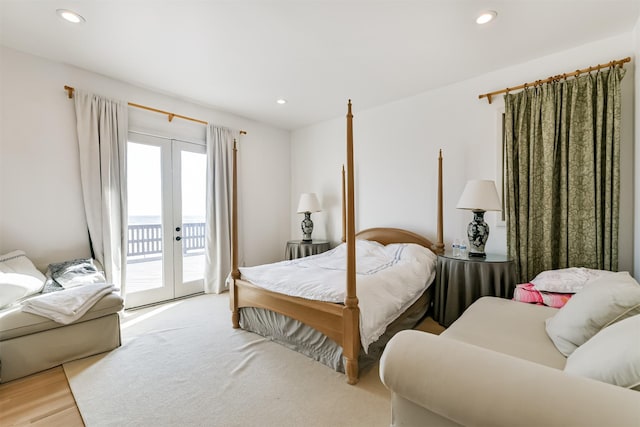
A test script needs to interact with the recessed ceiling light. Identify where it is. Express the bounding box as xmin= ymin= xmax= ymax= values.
xmin=276 ymin=99 xmax=287 ymax=105
xmin=56 ymin=9 xmax=86 ymax=24
xmin=476 ymin=10 xmax=497 ymax=25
